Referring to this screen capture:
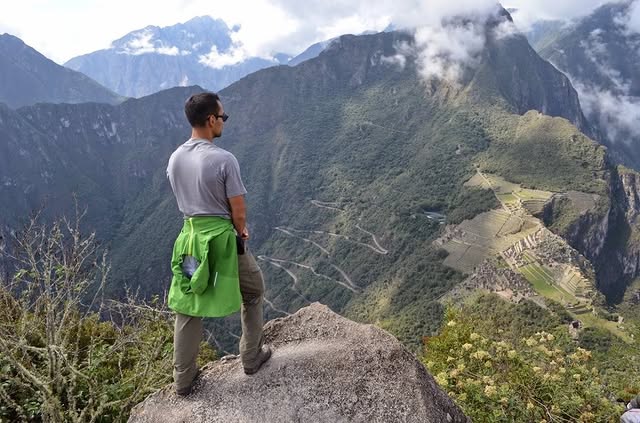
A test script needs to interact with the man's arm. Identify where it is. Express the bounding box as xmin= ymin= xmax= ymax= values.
xmin=229 ymin=195 xmax=249 ymax=239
